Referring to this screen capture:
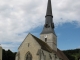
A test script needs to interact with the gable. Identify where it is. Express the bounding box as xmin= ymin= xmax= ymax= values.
xmin=18 ymin=33 xmax=41 ymax=51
